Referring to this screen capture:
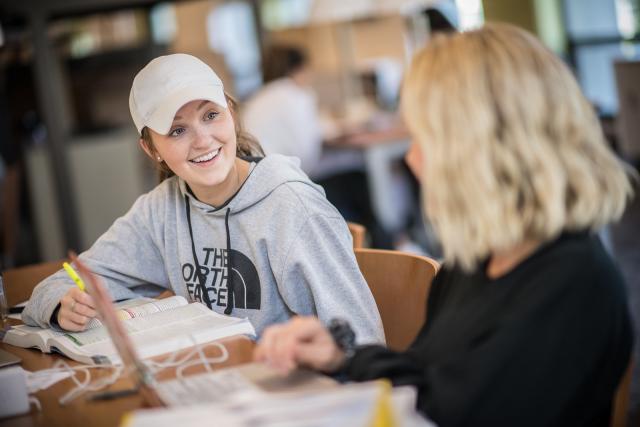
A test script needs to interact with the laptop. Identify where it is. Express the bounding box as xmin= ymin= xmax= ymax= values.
xmin=72 ymin=255 xmax=334 ymax=408
xmin=71 ymin=257 xmax=427 ymax=426
xmin=0 ymin=348 xmax=21 ymax=368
